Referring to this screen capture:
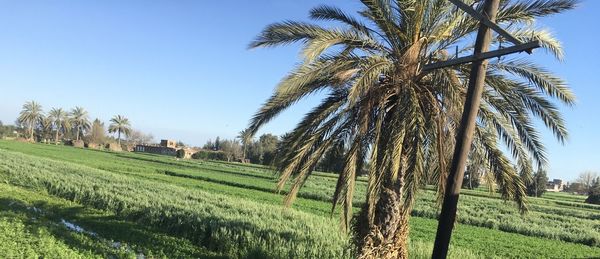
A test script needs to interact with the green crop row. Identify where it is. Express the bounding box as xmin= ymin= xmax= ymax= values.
xmin=154 ymin=160 xmax=600 ymax=246
xmin=1 ymin=141 xmax=599 ymax=258
xmin=0 ymin=183 xmax=219 ymax=258
xmin=0 ymin=150 xmax=351 ymax=258
xmin=0 ymin=140 xmax=598 ymax=247
xmin=0 ymin=179 xmax=494 ymax=259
